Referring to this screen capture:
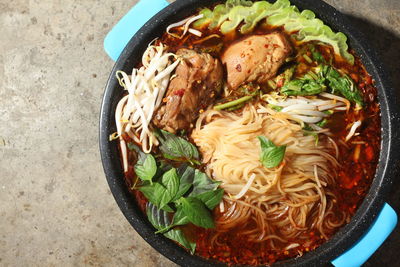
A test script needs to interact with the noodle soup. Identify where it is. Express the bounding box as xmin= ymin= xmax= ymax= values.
xmin=111 ymin=0 xmax=380 ymax=265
